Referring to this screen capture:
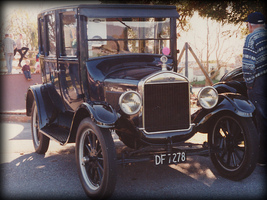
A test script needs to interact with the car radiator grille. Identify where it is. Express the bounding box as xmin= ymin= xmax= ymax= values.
xmin=144 ymin=82 xmax=190 ymax=132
